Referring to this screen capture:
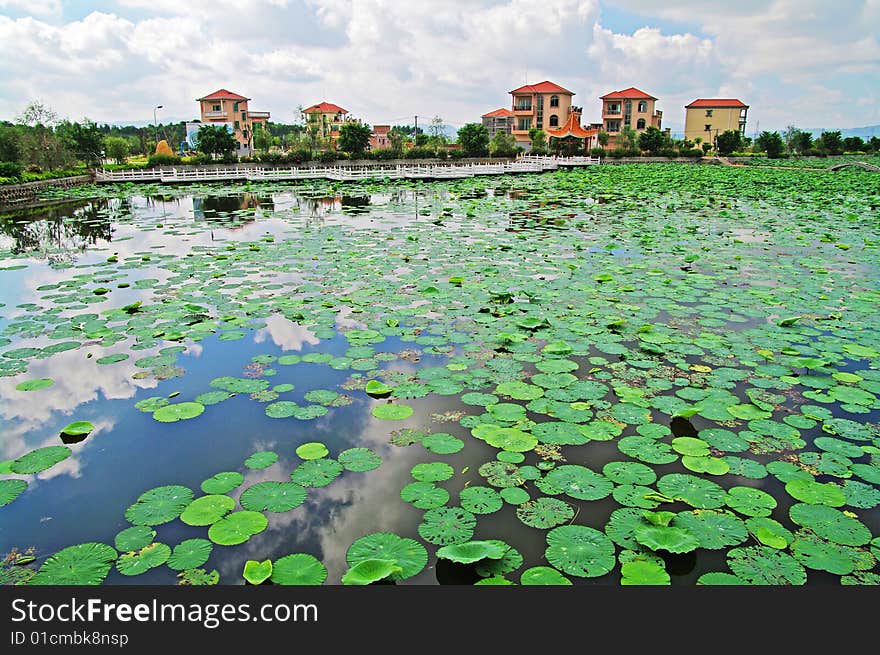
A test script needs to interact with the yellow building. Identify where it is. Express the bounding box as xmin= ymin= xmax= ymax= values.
xmin=508 ymin=81 xmax=575 ymax=149
xmin=196 ymin=89 xmax=270 ymax=156
xmin=684 ymin=99 xmax=748 ymax=146
xmin=302 ymin=102 xmax=354 ymax=147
